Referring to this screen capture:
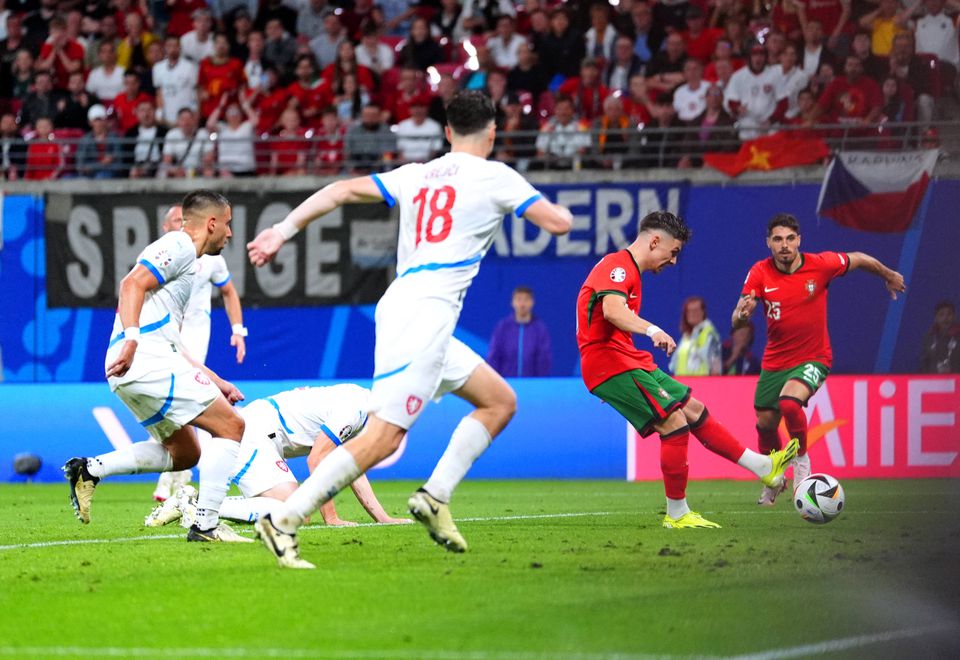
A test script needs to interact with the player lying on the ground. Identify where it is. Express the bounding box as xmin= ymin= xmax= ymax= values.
xmin=145 ymin=384 xmax=411 ymax=528
xmin=576 ymin=211 xmax=799 ymax=529
xmin=731 ymin=213 xmax=905 ymax=506
xmin=63 ymin=190 xmax=251 ymax=543
xmin=246 ymin=91 xmax=573 ymax=568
